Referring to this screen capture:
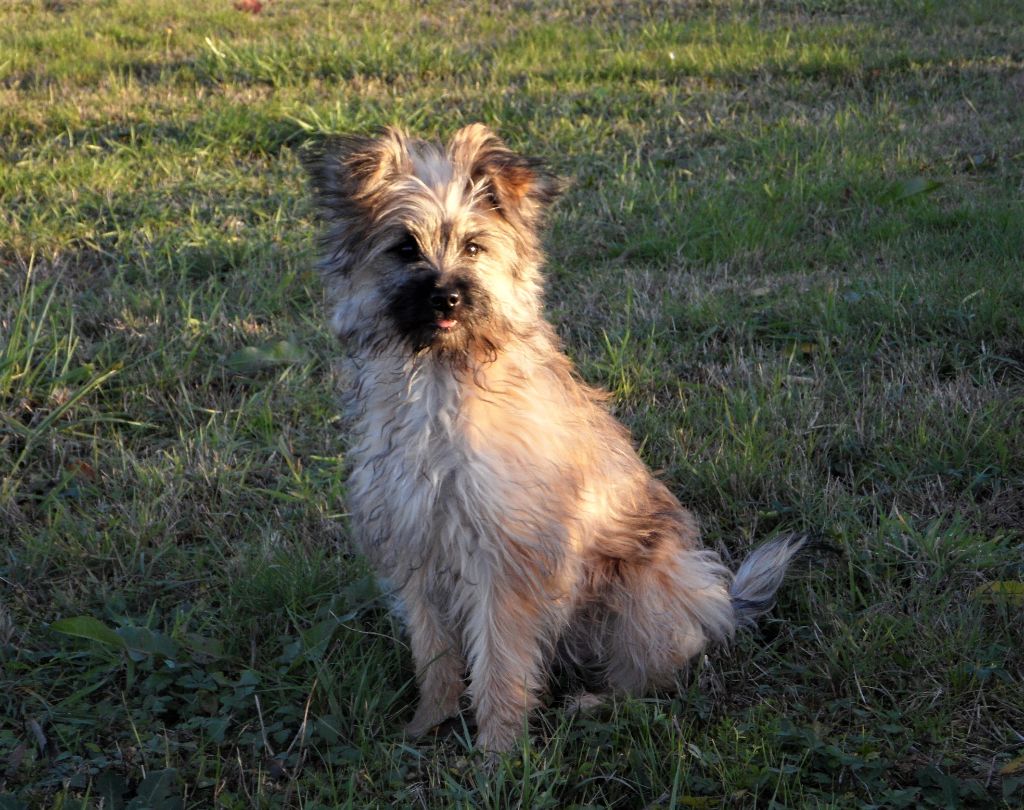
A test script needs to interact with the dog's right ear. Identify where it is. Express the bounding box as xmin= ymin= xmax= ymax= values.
xmin=303 ymin=129 xmax=412 ymax=275
xmin=303 ymin=128 xmax=412 ymax=221
xmin=303 ymin=134 xmax=374 ymax=220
